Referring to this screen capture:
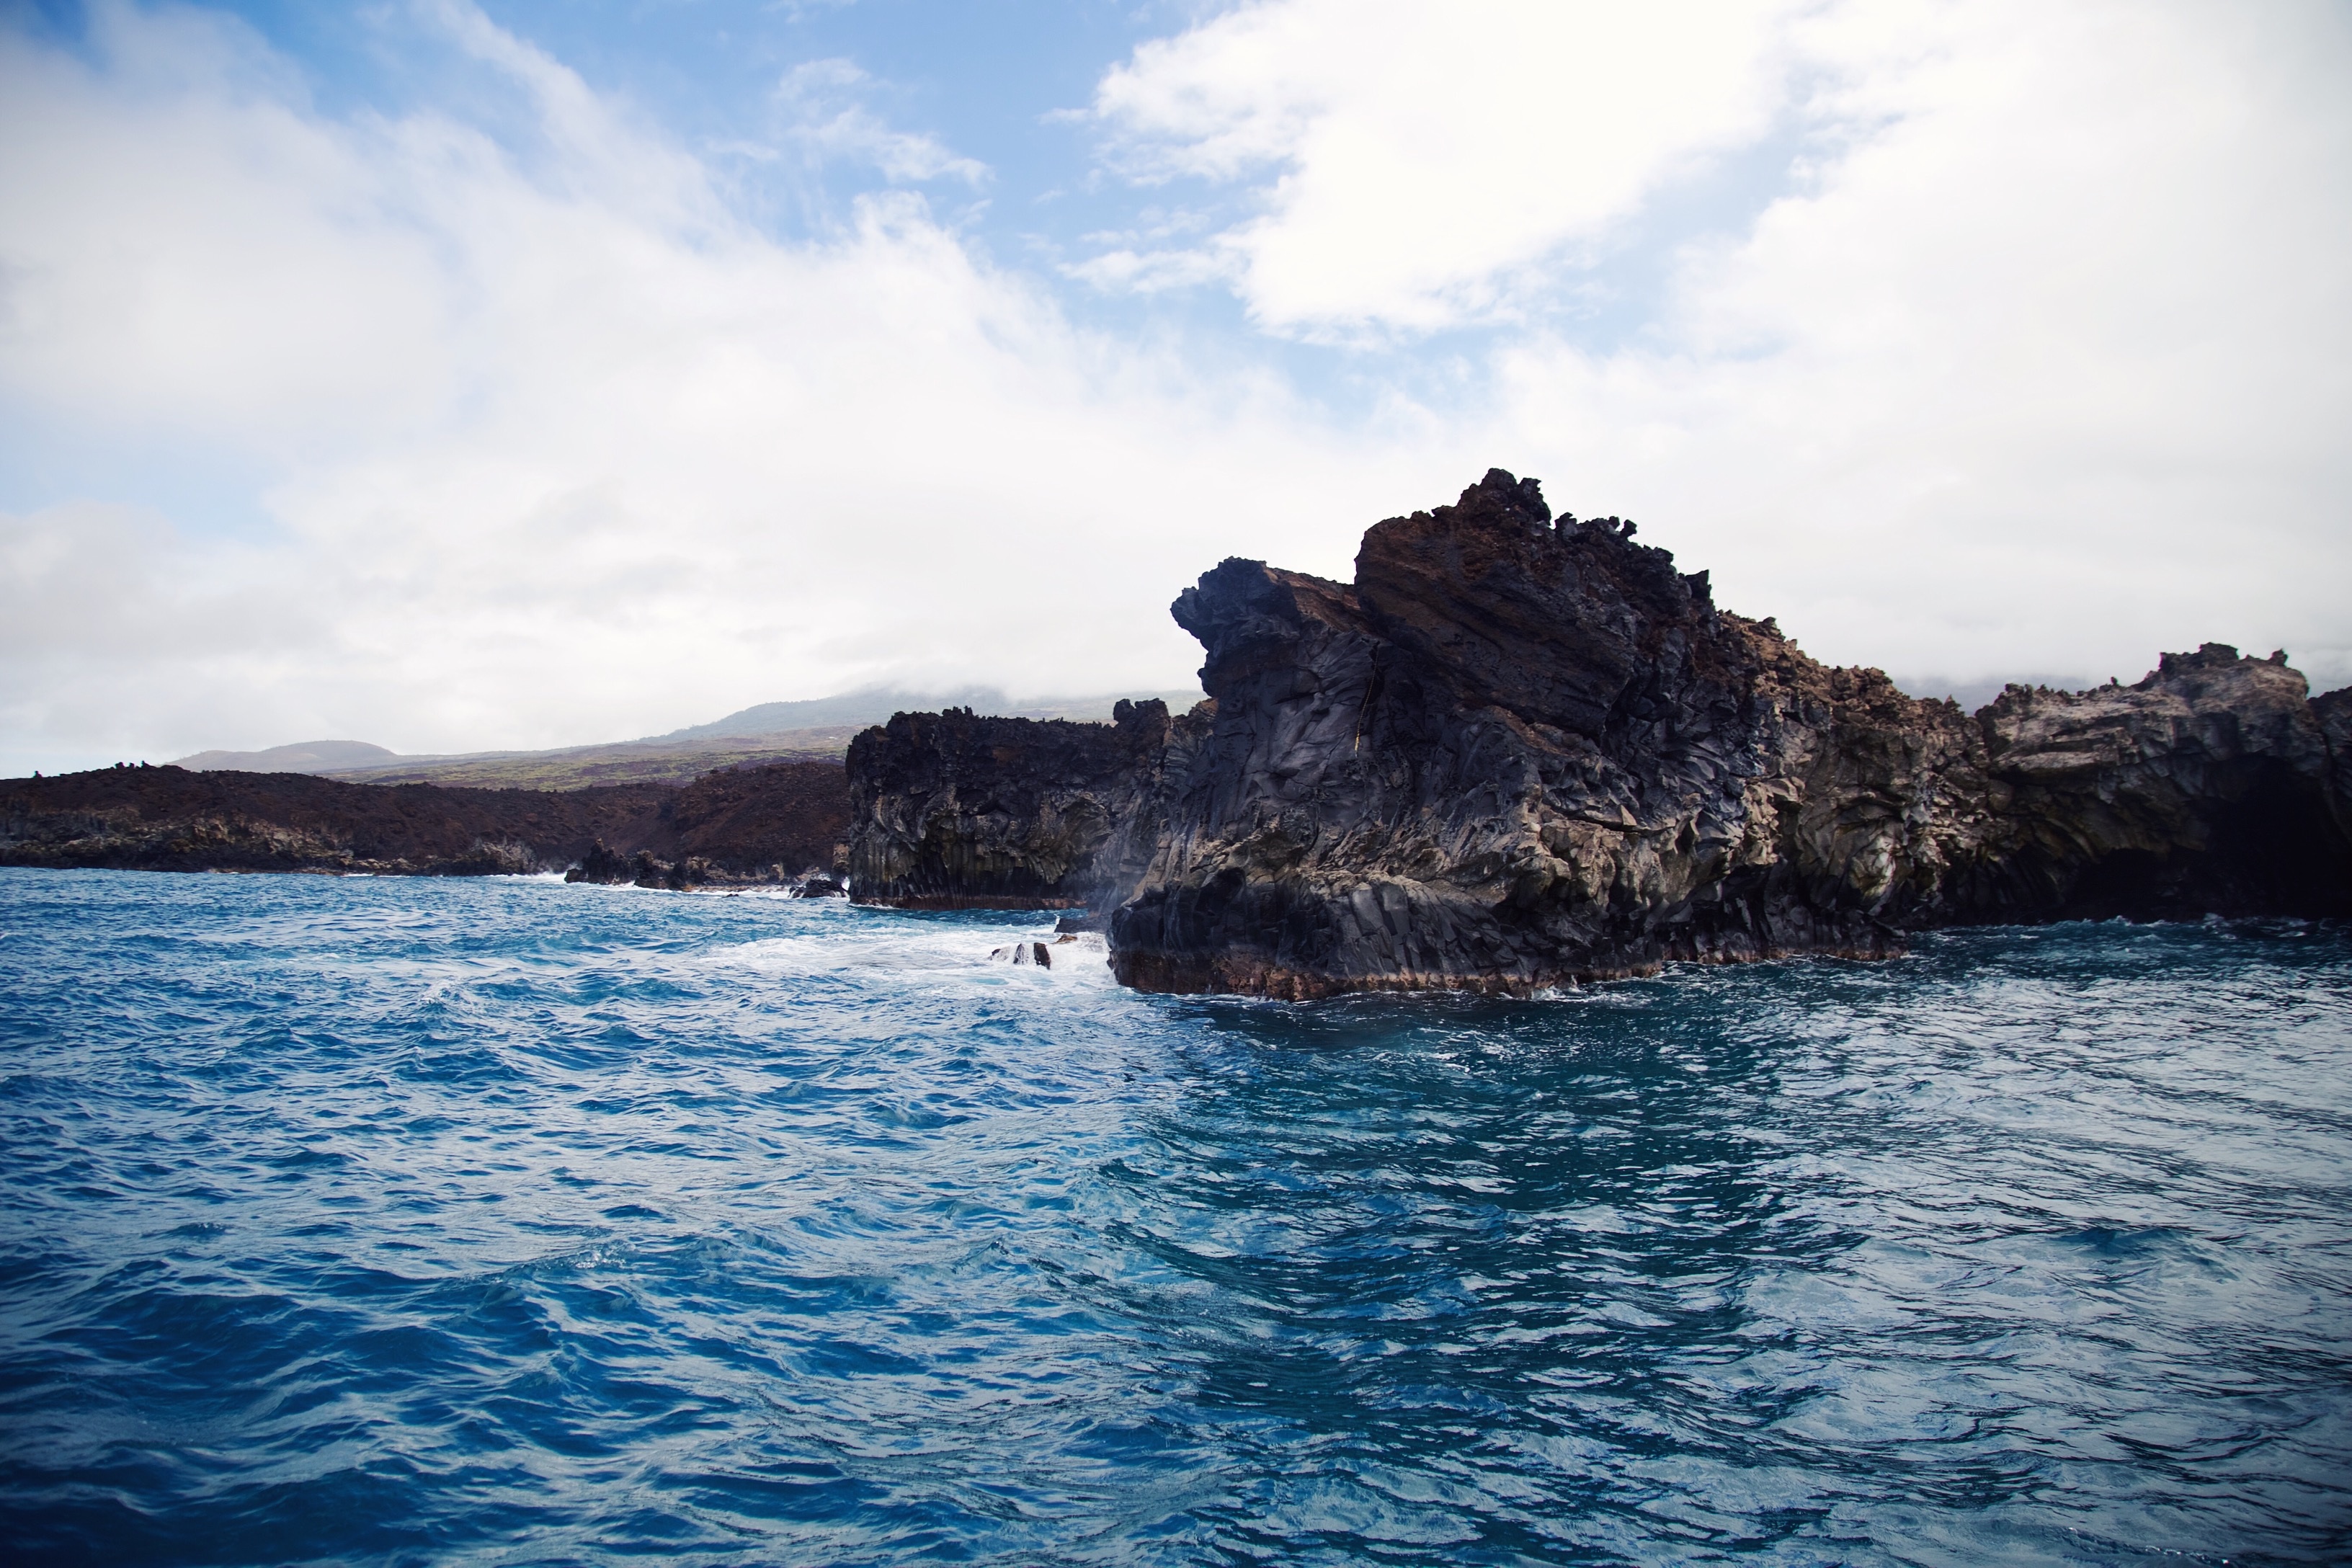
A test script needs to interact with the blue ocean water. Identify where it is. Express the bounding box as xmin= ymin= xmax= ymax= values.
xmin=0 ymin=868 xmax=2347 ymax=1567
